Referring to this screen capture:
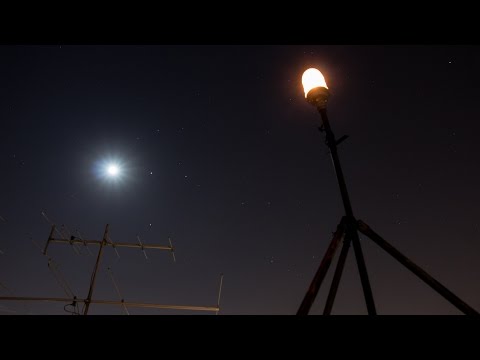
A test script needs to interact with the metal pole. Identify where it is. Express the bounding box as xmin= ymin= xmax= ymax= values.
xmin=83 ymin=224 xmax=109 ymax=315
xmin=89 ymin=299 xmax=219 ymax=312
xmin=111 ymin=242 xmax=171 ymax=250
xmin=48 ymin=238 xmax=172 ymax=251
xmin=297 ymin=218 xmax=346 ymax=315
xmin=357 ymin=220 xmax=479 ymax=316
xmin=323 ymin=235 xmax=351 ymax=315
xmin=0 ymin=296 xmax=219 ymax=312
xmin=350 ymin=228 xmax=377 ymax=315
xmin=318 ymin=107 xmax=377 ymax=315
xmin=216 ymin=273 xmax=224 ymax=315
xmin=0 ymin=296 xmax=76 ymax=303
xmin=318 ymin=108 xmax=354 ymax=218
